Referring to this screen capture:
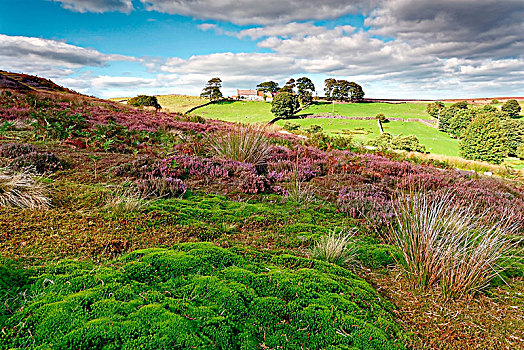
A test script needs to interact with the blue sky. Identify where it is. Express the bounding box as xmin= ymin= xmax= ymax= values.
xmin=0 ymin=0 xmax=523 ymax=98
